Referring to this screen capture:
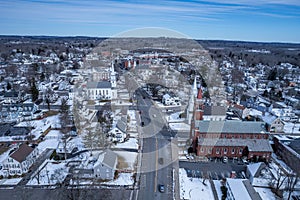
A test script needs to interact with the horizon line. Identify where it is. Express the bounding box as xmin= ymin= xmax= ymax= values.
xmin=0 ymin=34 xmax=300 ymax=45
